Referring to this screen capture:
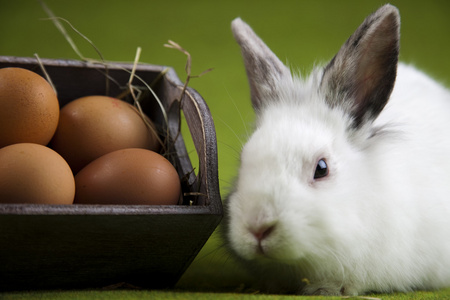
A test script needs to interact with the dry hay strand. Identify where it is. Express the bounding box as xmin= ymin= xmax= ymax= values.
xmin=38 ymin=0 xmax=169 ymax=153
